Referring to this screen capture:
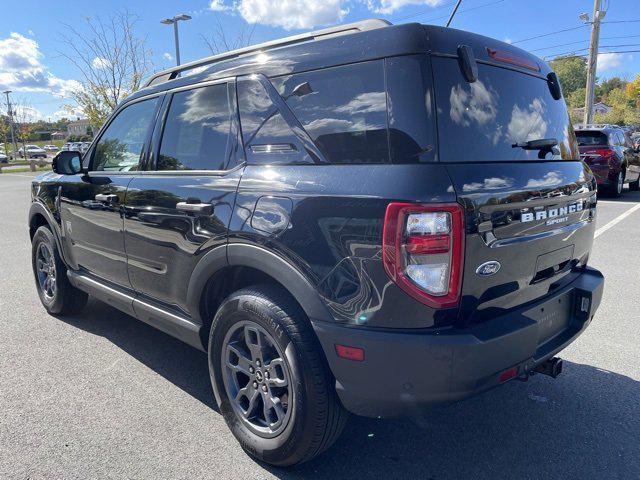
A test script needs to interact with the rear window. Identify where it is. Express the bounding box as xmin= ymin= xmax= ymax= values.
xmin=432 ymin=57 xmax=579 ymax=162
xmin=575 ymin=131 xmax=609 ymax=146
